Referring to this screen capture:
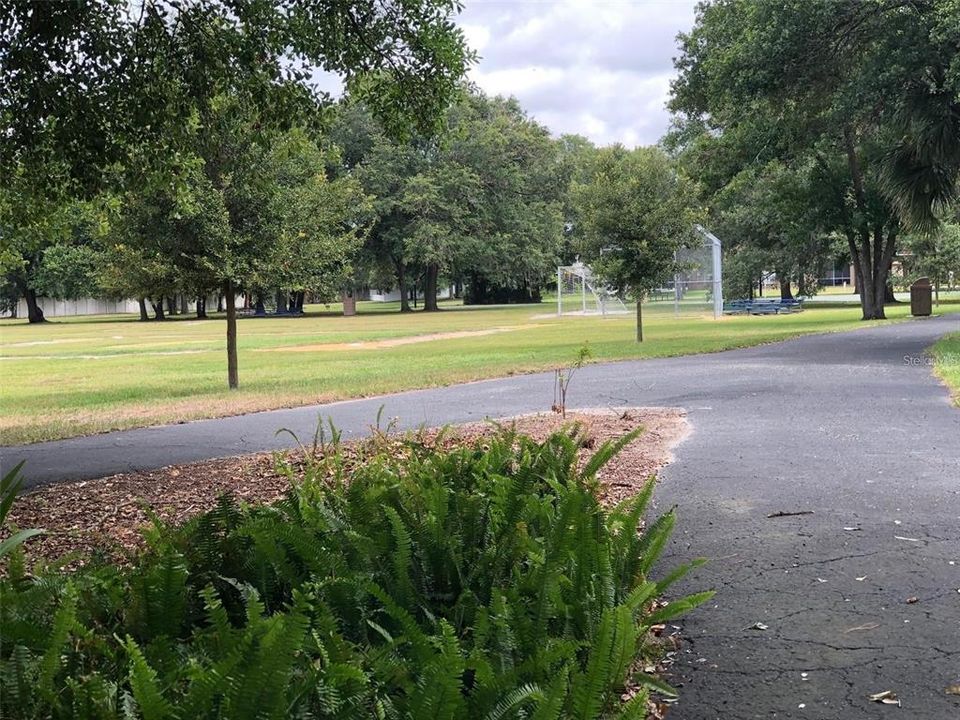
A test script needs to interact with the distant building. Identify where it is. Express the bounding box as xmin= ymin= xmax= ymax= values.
xmin=4 ymin=297 xmax=142 ymax=319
